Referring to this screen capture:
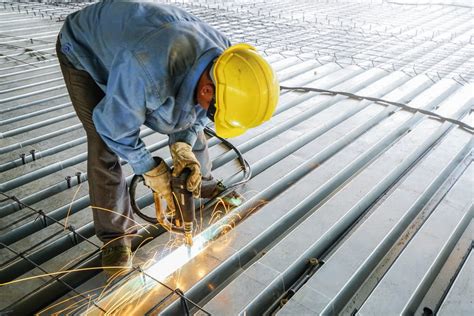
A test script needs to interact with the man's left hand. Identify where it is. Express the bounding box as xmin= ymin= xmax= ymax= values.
xmin=170 ymin=142 xmax=201 ymax=198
